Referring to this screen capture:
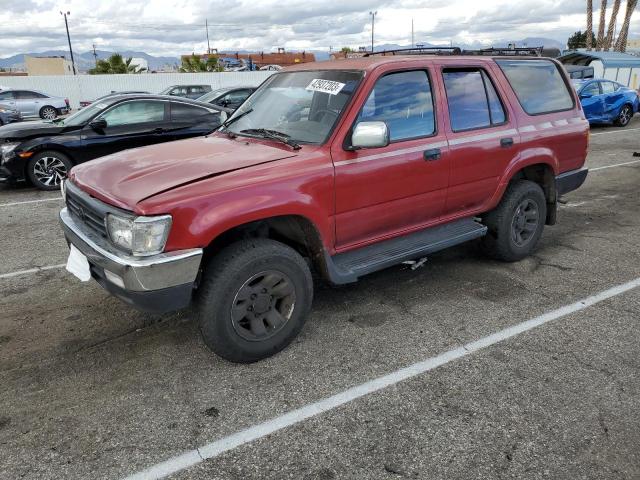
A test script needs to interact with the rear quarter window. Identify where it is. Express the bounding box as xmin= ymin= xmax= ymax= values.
xmin=496 ymin=59 xmax=574 ymax=115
